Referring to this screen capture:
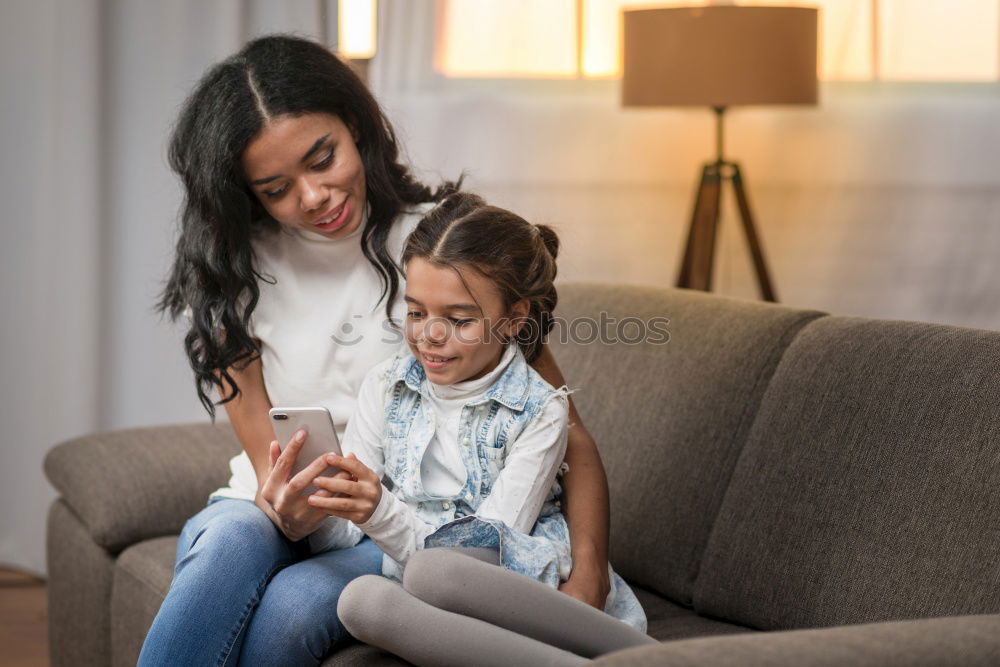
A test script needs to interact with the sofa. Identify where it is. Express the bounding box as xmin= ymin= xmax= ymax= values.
xmin=45 ymin=283 xmax=1000 ymax=666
